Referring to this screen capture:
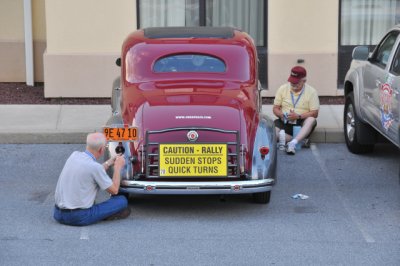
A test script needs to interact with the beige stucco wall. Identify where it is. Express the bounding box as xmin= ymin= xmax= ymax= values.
xmin=33 ymin=0 xmax=46 ymax=81
xmin=0 ymin=0 xmax=24 ymax=40
xmin=44 ymin=0 xmax=136 ymax=97
xmin=266 ymin=0 xmax=339 ymax=96
xmin=32 ymin=0 xmax=46 ymax=42
xmin=0 ymin=0 xmax=25 ymax=82
xmin=0 ymin=0 xmax=344 ymax=96
xmin=0 ymin=0 xmax=46 ymax=82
